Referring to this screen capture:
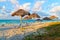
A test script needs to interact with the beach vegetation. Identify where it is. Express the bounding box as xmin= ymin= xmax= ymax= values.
xmin=24 ymin=23 xmax=60 ymax=40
